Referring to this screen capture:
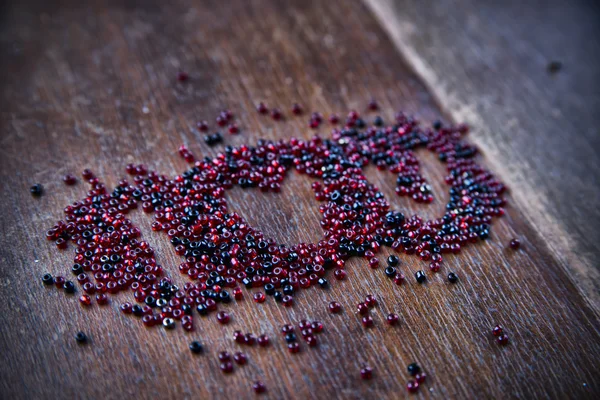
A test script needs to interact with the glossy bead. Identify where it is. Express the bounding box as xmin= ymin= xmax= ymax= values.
xmin=63 ymin=174 xmax=77 ymax=185
xmin=218 ymin=351 xmax=231 ymax=362
xmin=292 ymin=103 xmax=303 ymax=115
xmin=271 ymin=108 xmax=282 ymax=120
xmin=497 ymin=334 xmax=510 ymax=345
xmin=394 ymin=273 xmax=405 ymax=285
xmin=509 ymin=239 xmax=521 ymax=249
xmin=220 ymin=361 xmax=233 ymax=373
xmin=492 ymin=325 xmax=503 ymax=336
xmin=63 ymin=281 xmax=76 ymax=293
xmin=386 ymin=313 xmax=399 ymax=325
xmin=282 ymin=295 xmax=293 ymax=307
xmin=253 ymin=292 xmax=266 ymax=303
xmin=328 ymin=301 xmax=341 ymax=313
xmin=285 ymin=332 xmax=297 ymax=343
xmin=233 ymin=286 xmax=243 ymax=300
xmin=257 ymin=334 xmax=270 ymax=347
xmin=310 ymin=321 xmax=323 ymax=333
xmin=163 ymin=318 xmax=175 ymax=329
xmin=216 ymin=311 xmax=230 ymax=324
xmin=365 ymin=295 xmax=377 ymax=307
xmin=287 ymin=342 xmax=300 ymax=353
xmin=54 ymin=276 xmax=65 ymax=288
xmin=189 ymin=341 xmax=203 ymax=354
xmin=120 ymin=302 xmax=132 ymax=314
xmin=429 ymin=262 xmax=440 ymax=273
xmin=360 ymin=366 xmax=373 ymax=380
xmin=42 ymin=273 xmax=54 ymax=285
xmin=281 ymin=324 xmax=295 ymax=334
xmin=30 ymin=184 xmax=43 ymax=197
xmin=79 ymin=294 xmax=92 ymax=306
xmin=415 ymin=372 xmax=427 ymax=384
xmin=385 ymin=266 xmax=397 ymax=278
xmin=415 ymin=271 xmax=426 ymax=284
xmin=233 ymin=352 xmax=247 ymax=365
xmin=75 ymin=331 xmax=87 ymax=344
xmin=407 ymin=380 xmax=419 ymax=393
xmin=252 ymin=380 xmax=266 ymax=394
xmin=306 ymin=335 xmax=318 ymax=347
xmin=447 ymin=272 xmax=458 ymax=283
xmin=256 ymin=102 xmax=268 ymax=114
xmin=96 ymin=293 xmax=108 ymax=305
xmin=334 ymin=269 xmax=347 ymax=280
xmin=361 ymin=315 xmax=374 ymax=328
xmin=244 ymin=333 xmax=256 ymax=346
xmin=407 ymin=363 xmax=420 ymax=376
xmin=387 ymin=255 xmax=399 ymax=266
